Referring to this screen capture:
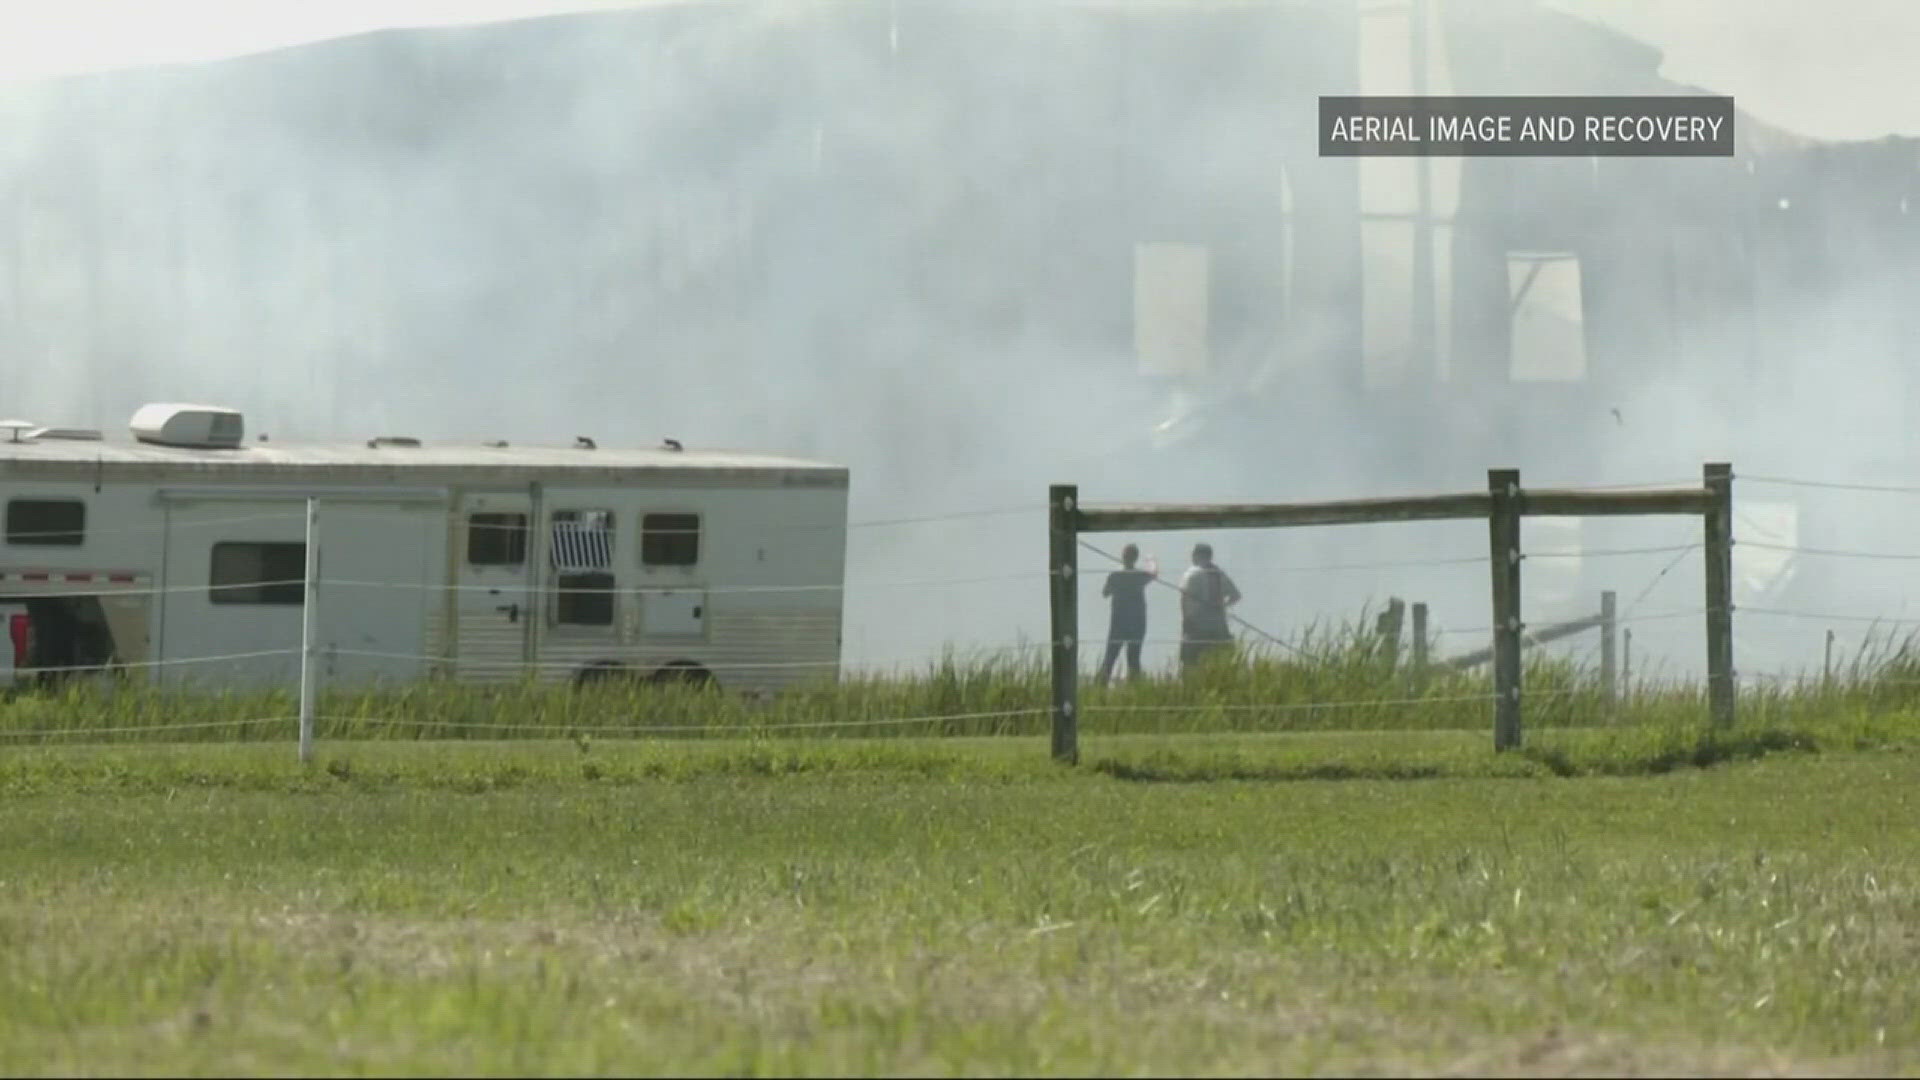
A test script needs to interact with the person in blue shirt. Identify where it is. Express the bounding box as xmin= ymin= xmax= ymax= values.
xmin=1097 ymin=544 xmax=1157 ymax=686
